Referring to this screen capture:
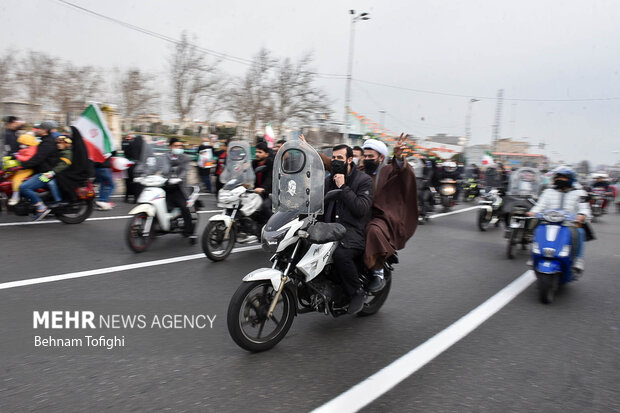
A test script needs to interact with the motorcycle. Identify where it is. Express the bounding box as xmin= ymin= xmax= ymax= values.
xmin=531 ymin=210 xmax=580 ymax=304
xmin=438 ymin=178 xmax=457 ymax=211
xmin=126 ymin=157 xmax=201 ymax=252
xmin=0 ymin=167 xmax=95 ymax=223
xmin=417 ymin=178 xmax=436 ymax=223
xmin=462 ymin=178 xmax=480 ymax=202
xmin=227 ymin=140 xmax=393 ymax=352
xmin=201 ymin=141 xmax=264 ymax=261
xmin=477 ymin=188 xmax=503 ymax=231
xmin=588 ymin=187 xmax=608 ymax=222
xmin=504 ymin=167 xmax=541 ymax=259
